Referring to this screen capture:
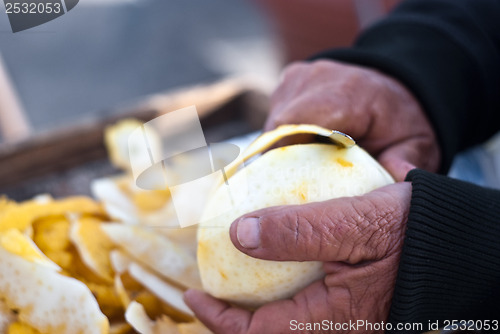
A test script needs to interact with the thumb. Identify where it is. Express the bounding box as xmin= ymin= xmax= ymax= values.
xmin=229 ymin=182 xmax=411 ymax=263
